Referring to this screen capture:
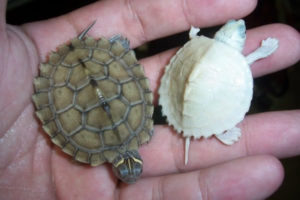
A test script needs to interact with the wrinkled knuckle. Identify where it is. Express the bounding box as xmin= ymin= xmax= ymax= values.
xmin=175 ymin=156 xmax=186 ymax=173
xmin=240 ymin=118 xmax=253 ymax=156
xmin=152 ymin=178 xmax=164 ymax=200
xmin=125 ymin=0 xmax=147 ymax=43
xmin=171 ymin=140 xmax=186 ymax=173
xmin=197 ymin=173 xmax=210 ymax=200
xmin=182 ymin=0 xmax=195 ymax=26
